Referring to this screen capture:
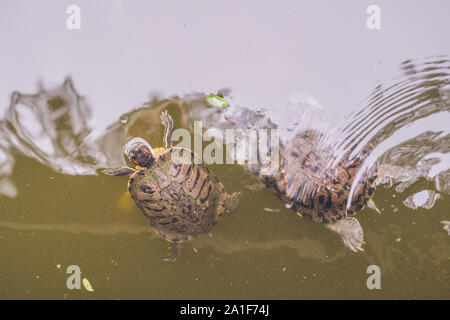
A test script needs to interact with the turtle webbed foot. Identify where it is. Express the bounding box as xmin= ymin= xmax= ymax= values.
xmin=326 ymin=217 xmax=365 ymax=252
xmin=224 ymin=192 xmax=241 ymax=214
xmin=164 ymin=242 xmax=181 ymax=262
